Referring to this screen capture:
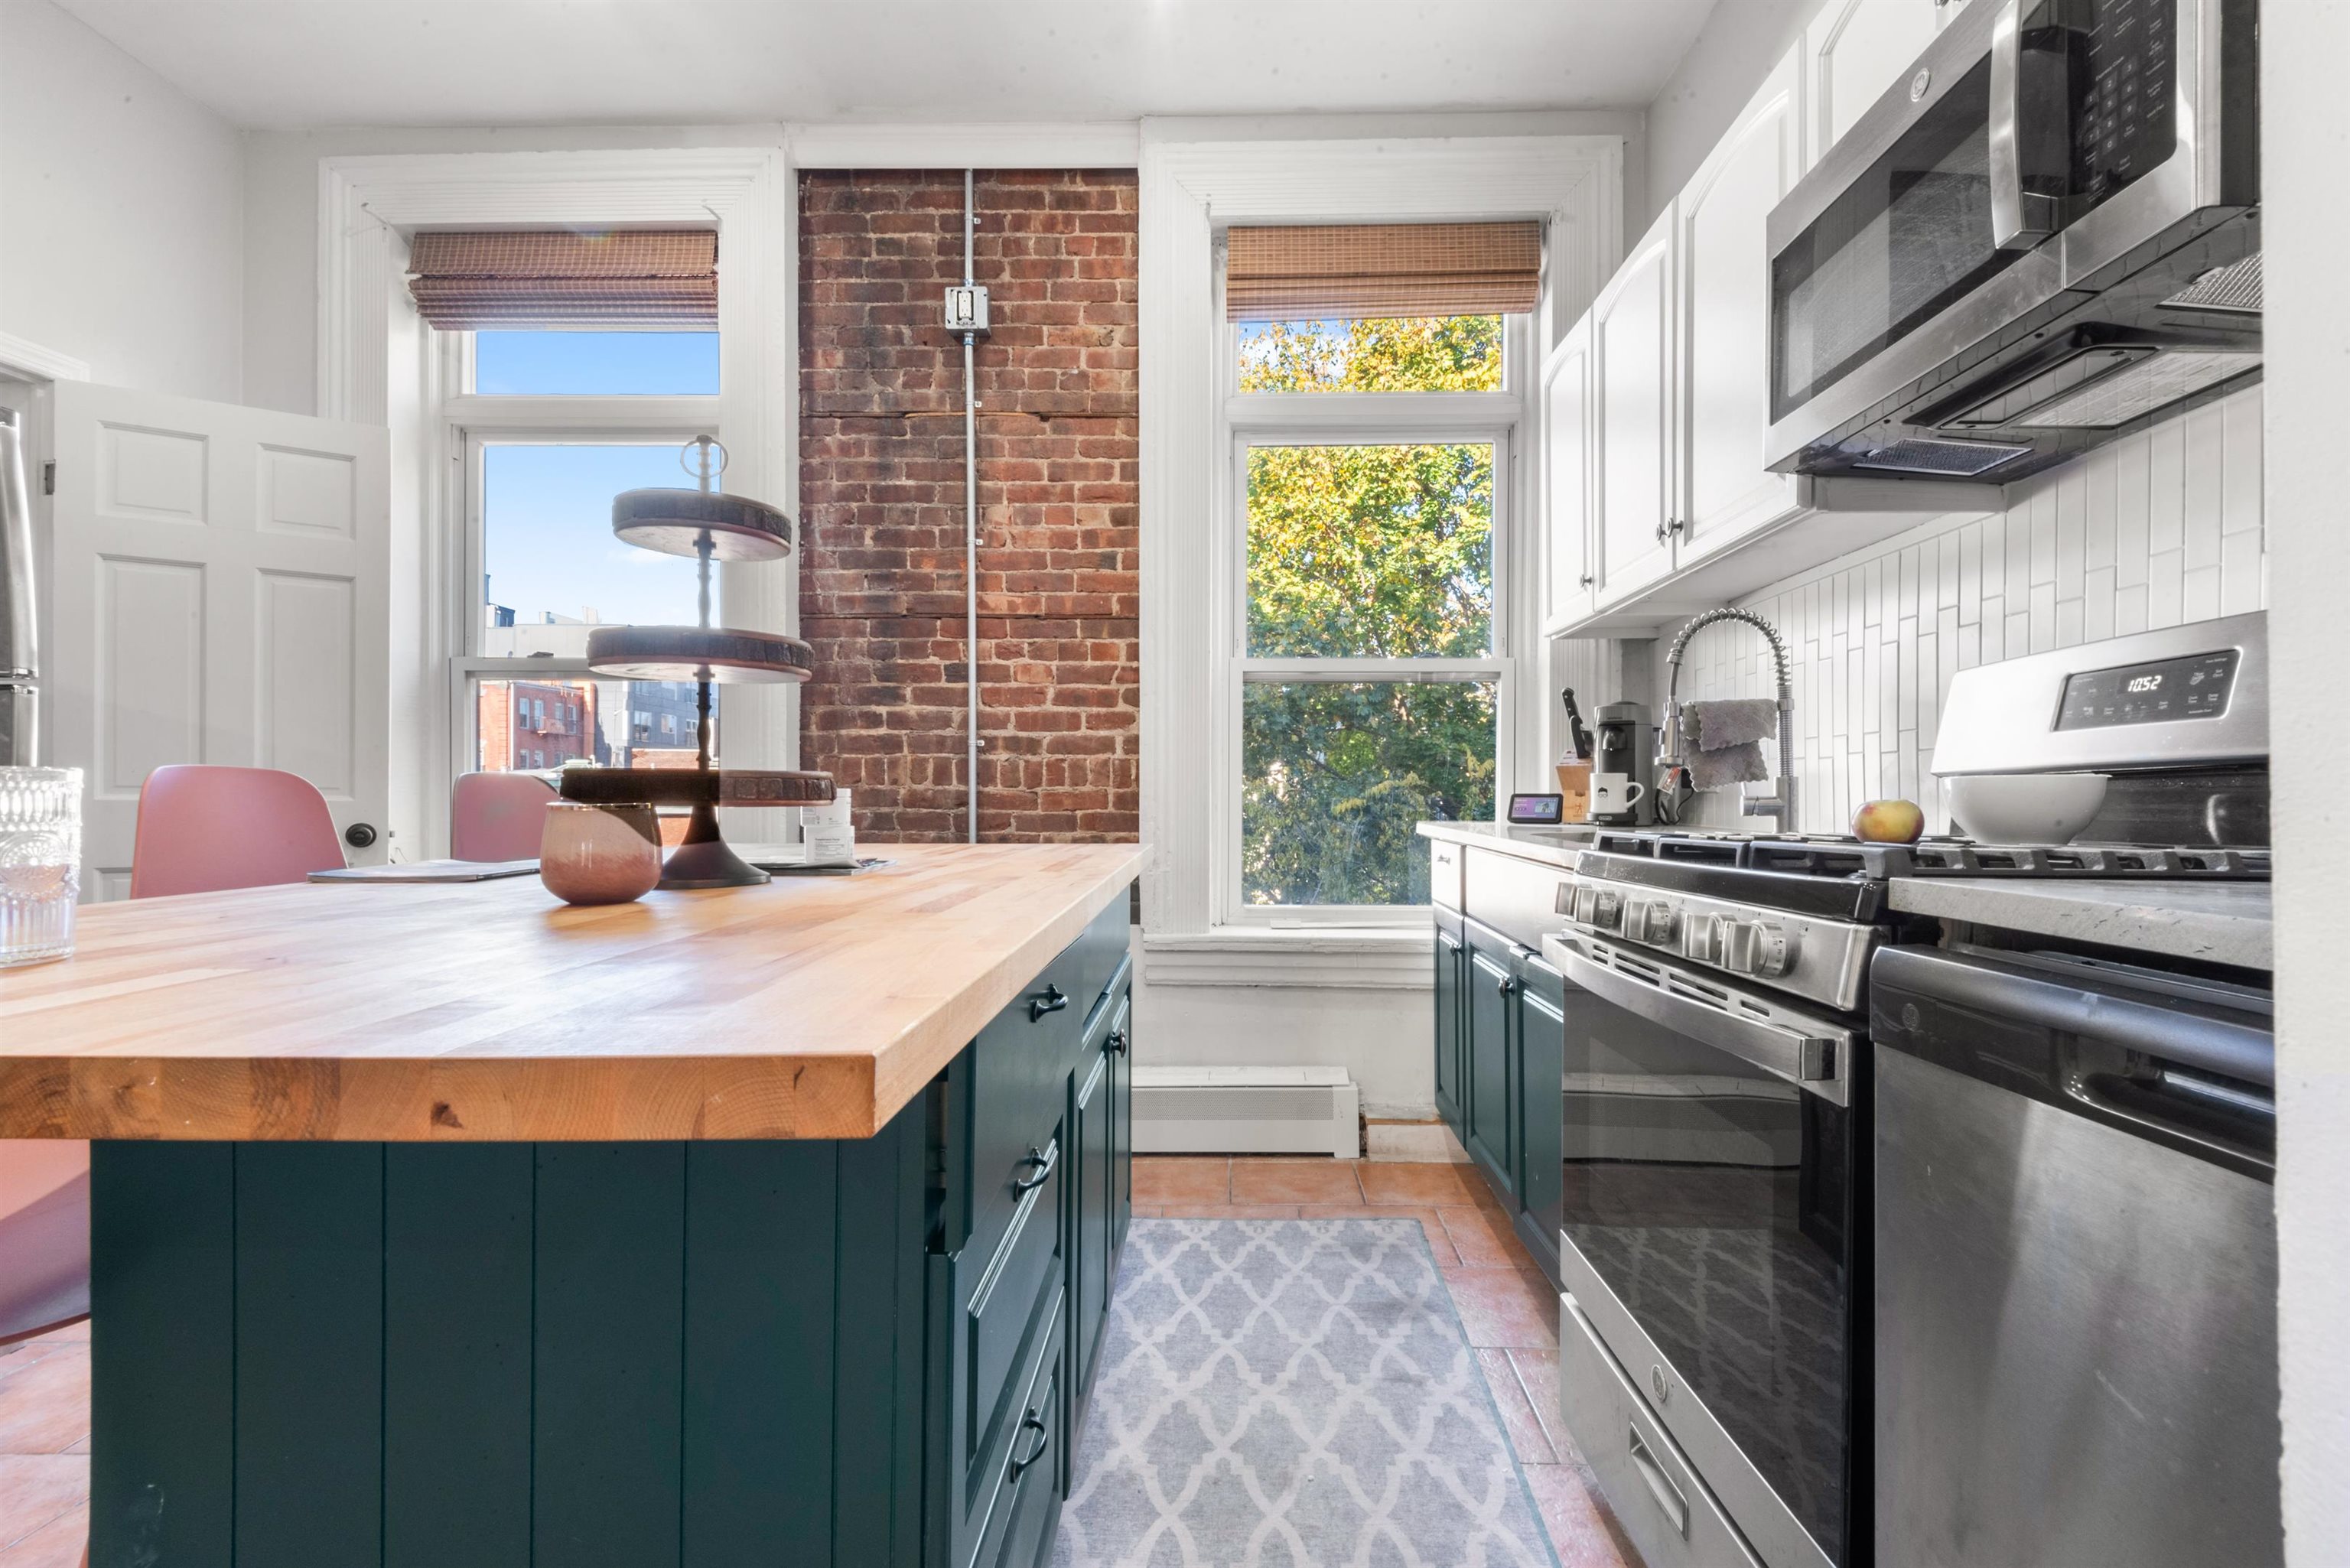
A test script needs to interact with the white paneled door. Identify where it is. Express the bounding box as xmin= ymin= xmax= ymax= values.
xmin=48 ymin=383 xmax=391 ymax=897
